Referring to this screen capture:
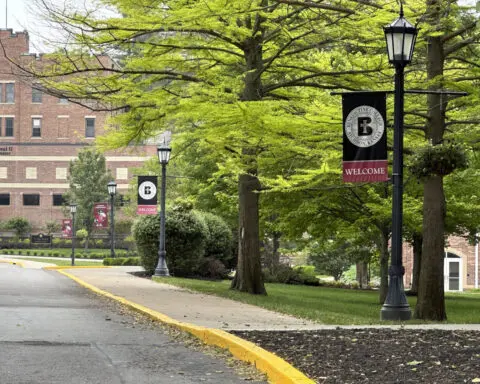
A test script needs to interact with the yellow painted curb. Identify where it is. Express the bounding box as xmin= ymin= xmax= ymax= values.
xmin=44 ymin=266 xmax=110 ymax=270
xmin=54 ymin=269 xmax=315 ymax=384
xmin=0 ymin=259 xmax=24 ymax=268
